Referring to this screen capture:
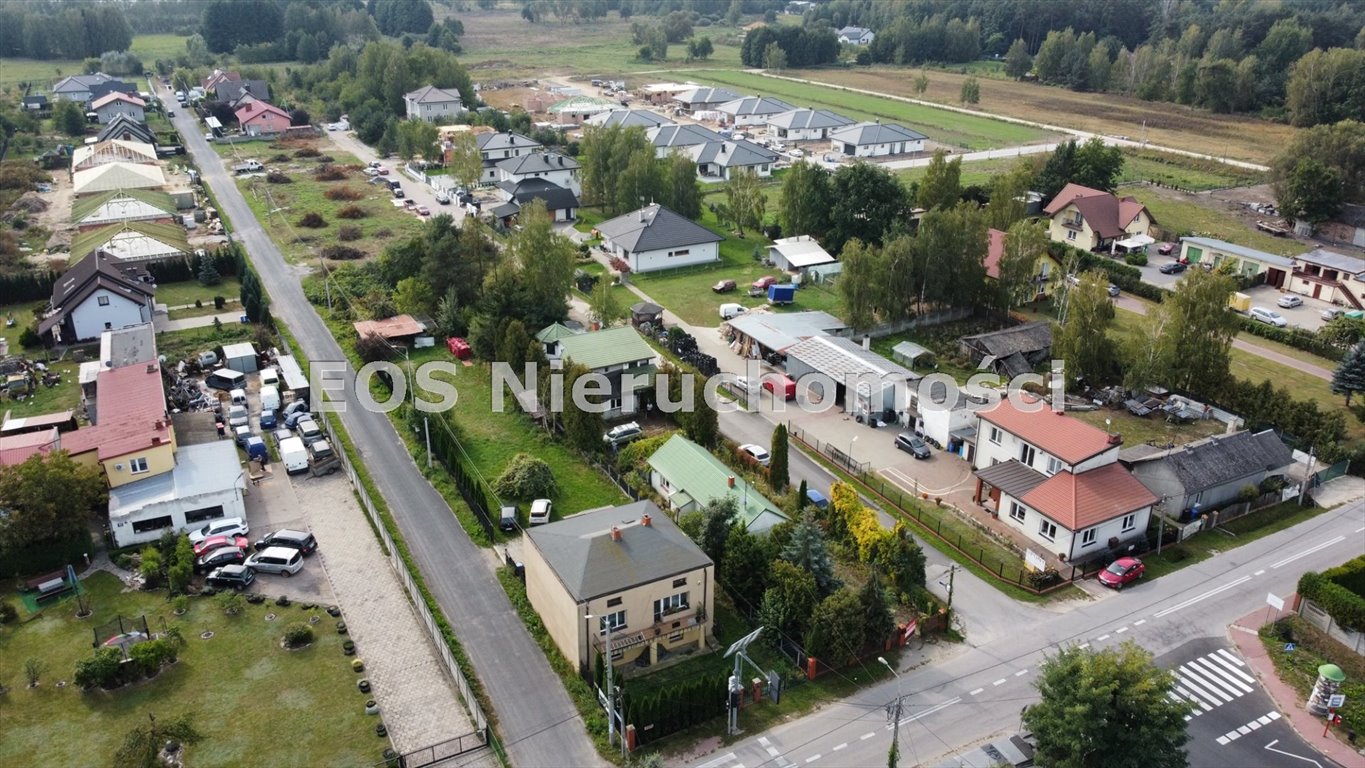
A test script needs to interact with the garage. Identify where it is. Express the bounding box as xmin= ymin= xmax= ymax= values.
xmin=784 ymin=335 xmax=919 ymax=421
